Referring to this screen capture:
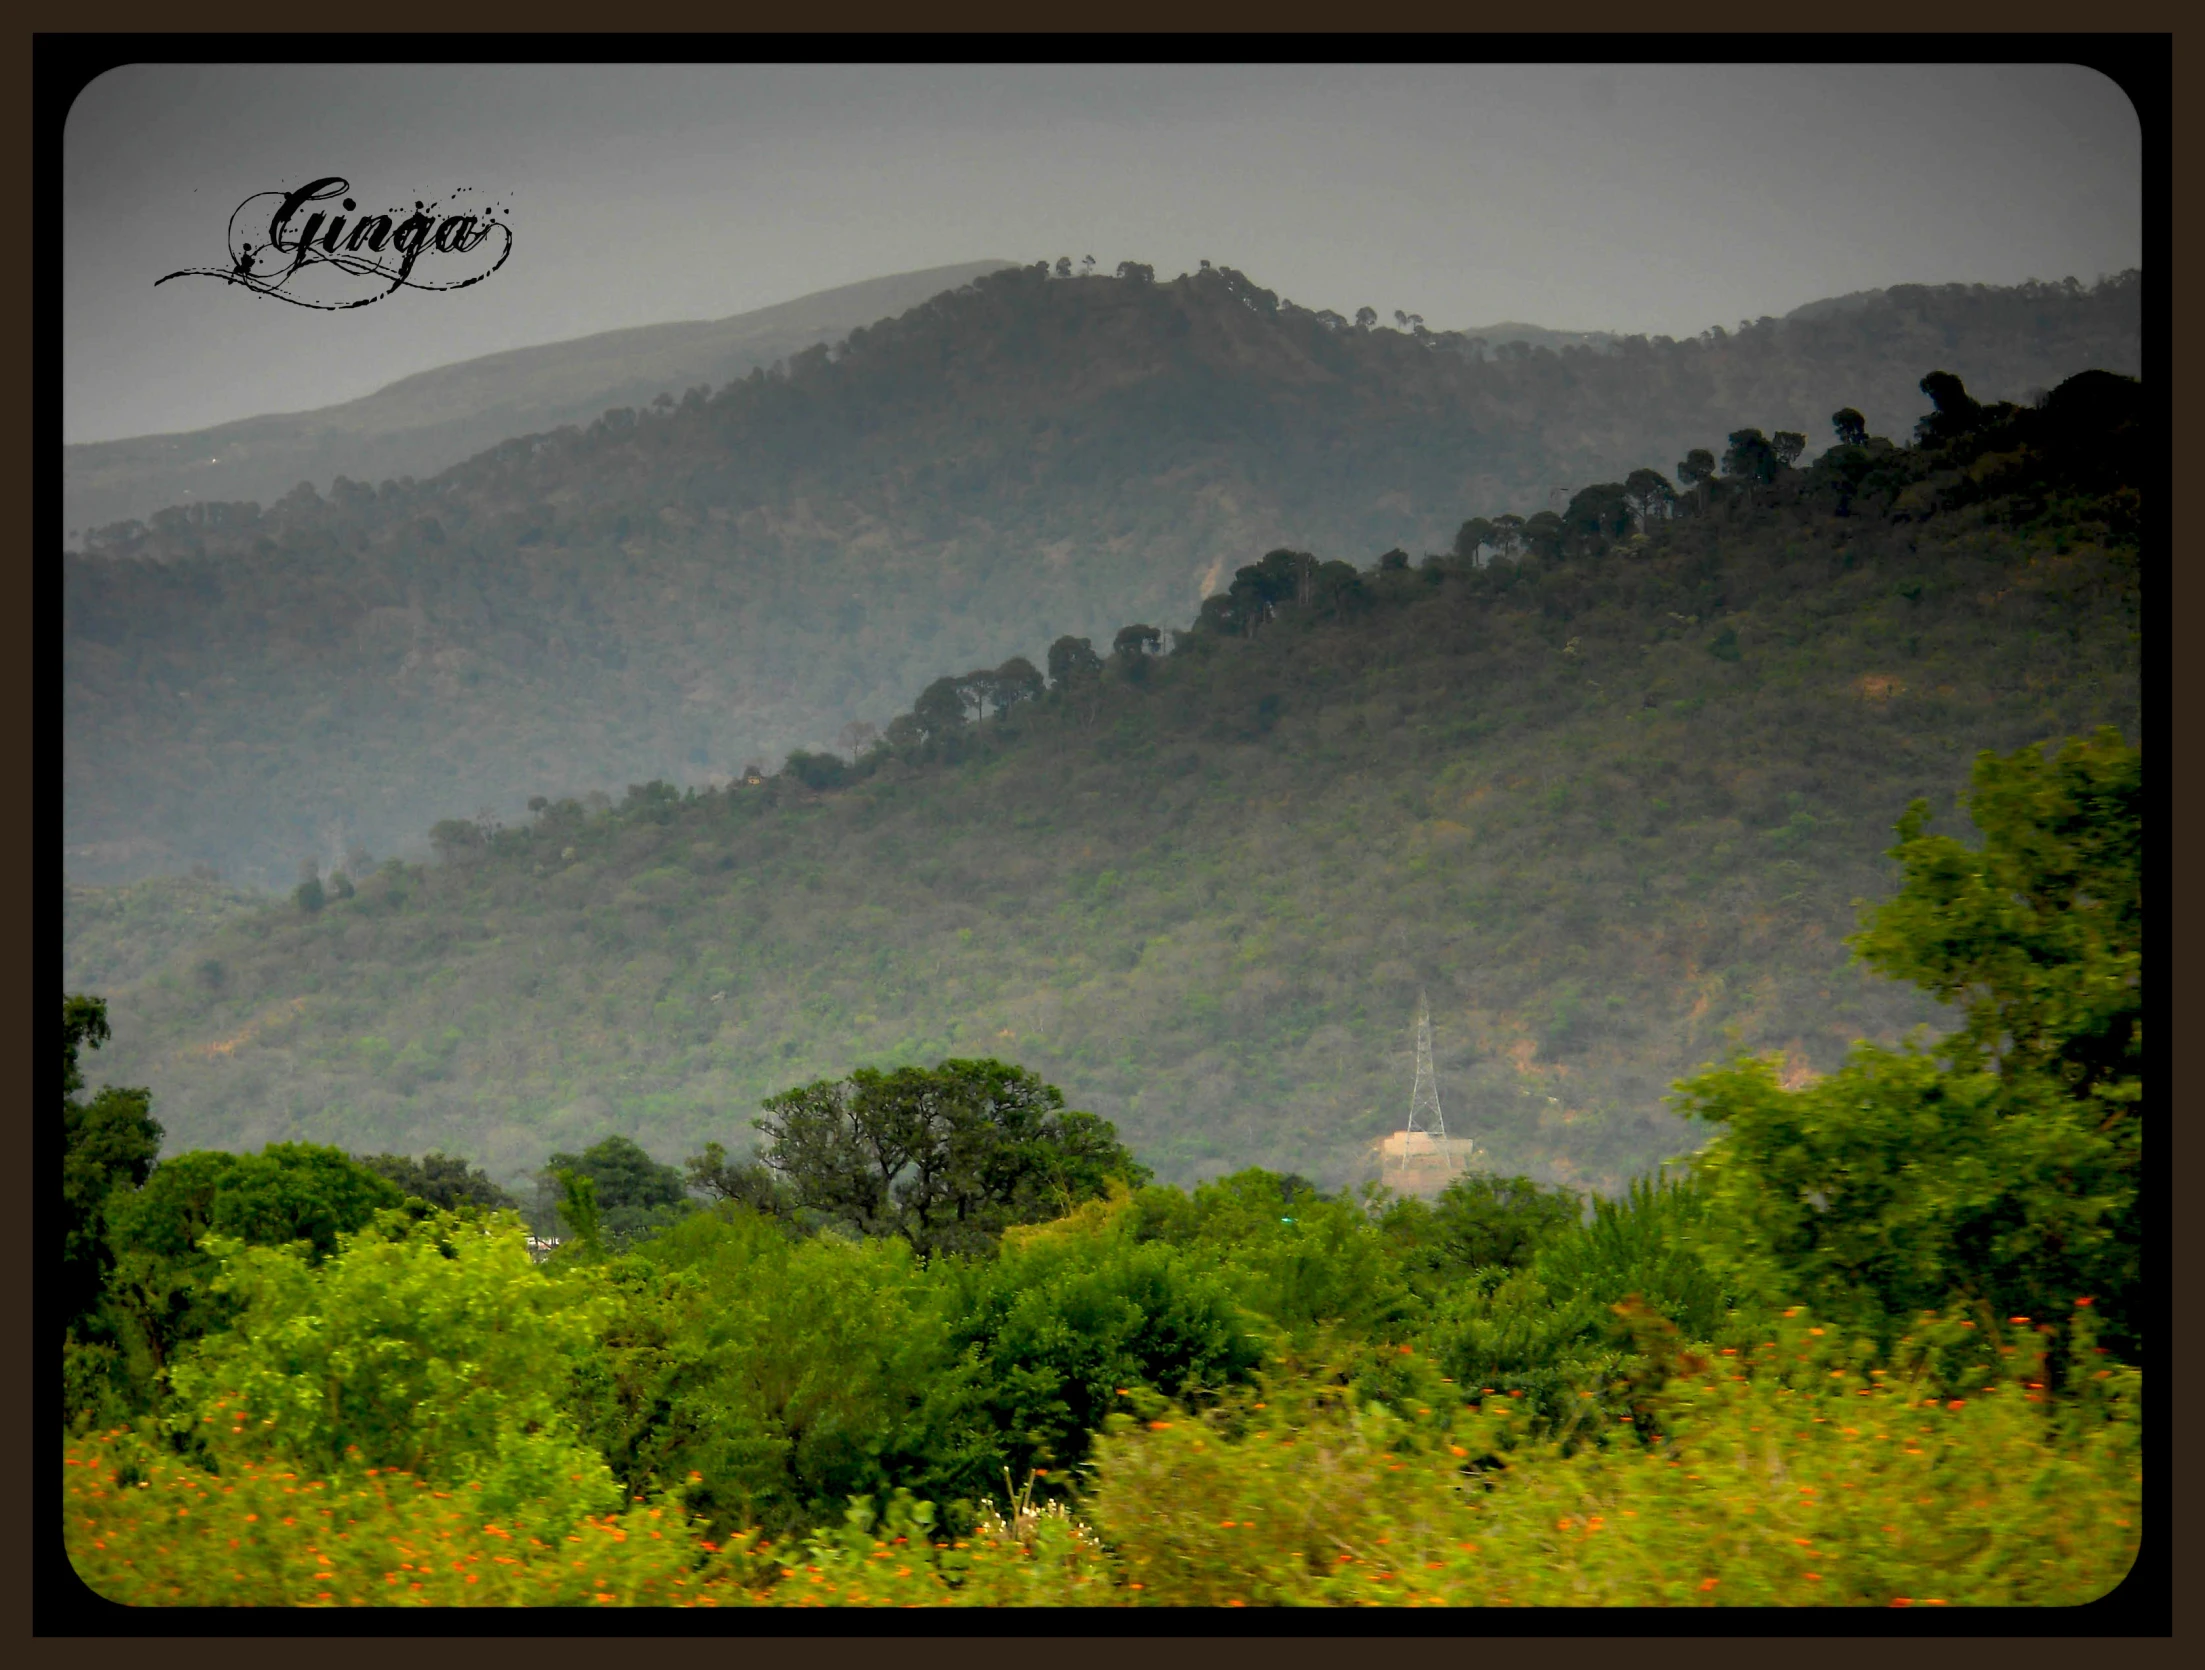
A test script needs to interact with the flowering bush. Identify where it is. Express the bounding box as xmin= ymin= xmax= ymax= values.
xmin=64 ymin=1438 xmax=1113 ymax=1608
xmin=64 ymin=1432 xmax=746 ymax=1607
xmin=1078 ymin=1304 xmax=2140 ymax=1607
